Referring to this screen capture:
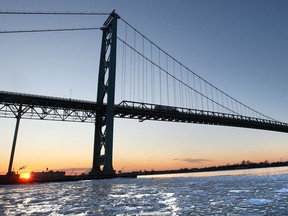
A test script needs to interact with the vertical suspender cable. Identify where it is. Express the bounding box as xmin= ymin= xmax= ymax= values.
xmin=221 ymin=93 xmax=224 ymax=113
xmin=151 ymin=43 xmax=154 ymax=103
xmin=121 ymin=23 xmax=128 ymax=100
xmin=133 ymin=31 xmax=136 ymax=101
xmin=205 ymin=82 xmax=209 ymax=111
xmin=173 ymin=59 xmax=176 ymax=106
xmin=210 ymin=84 xmax=214 ymax=112
xmin=129 ymin=47 xmax=133 ymax=101
xmin=199 ymin=79 xmax=204 ymax=110
xmin=179 ymin=65 xmax=183 ymax=107
xmin=215 ymin=89 xmax=219 ymax=113
xmin=193 ymin=73 xmax=197 ymax=109
xmin=142 ymin=36 xmax=145 ymax=102
xmin=138 ymin=52 xmax=140 ymax=101
xmin=231 ymin=98 xmax=234 ymax=114
xmin=145 ymin=44 xmax=148 ymax=103
xmin=121 ymin=41 xmax=125 ymax=100
xmin=178 ymin=64 xmax=182 ymax=107
xmin=158 ymin=49 xmax=162 ymax=104
xmin=166 ymin=55 xmax=169 ymax=105
xmin=187 ymin=68 xmax=191 ymax=108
